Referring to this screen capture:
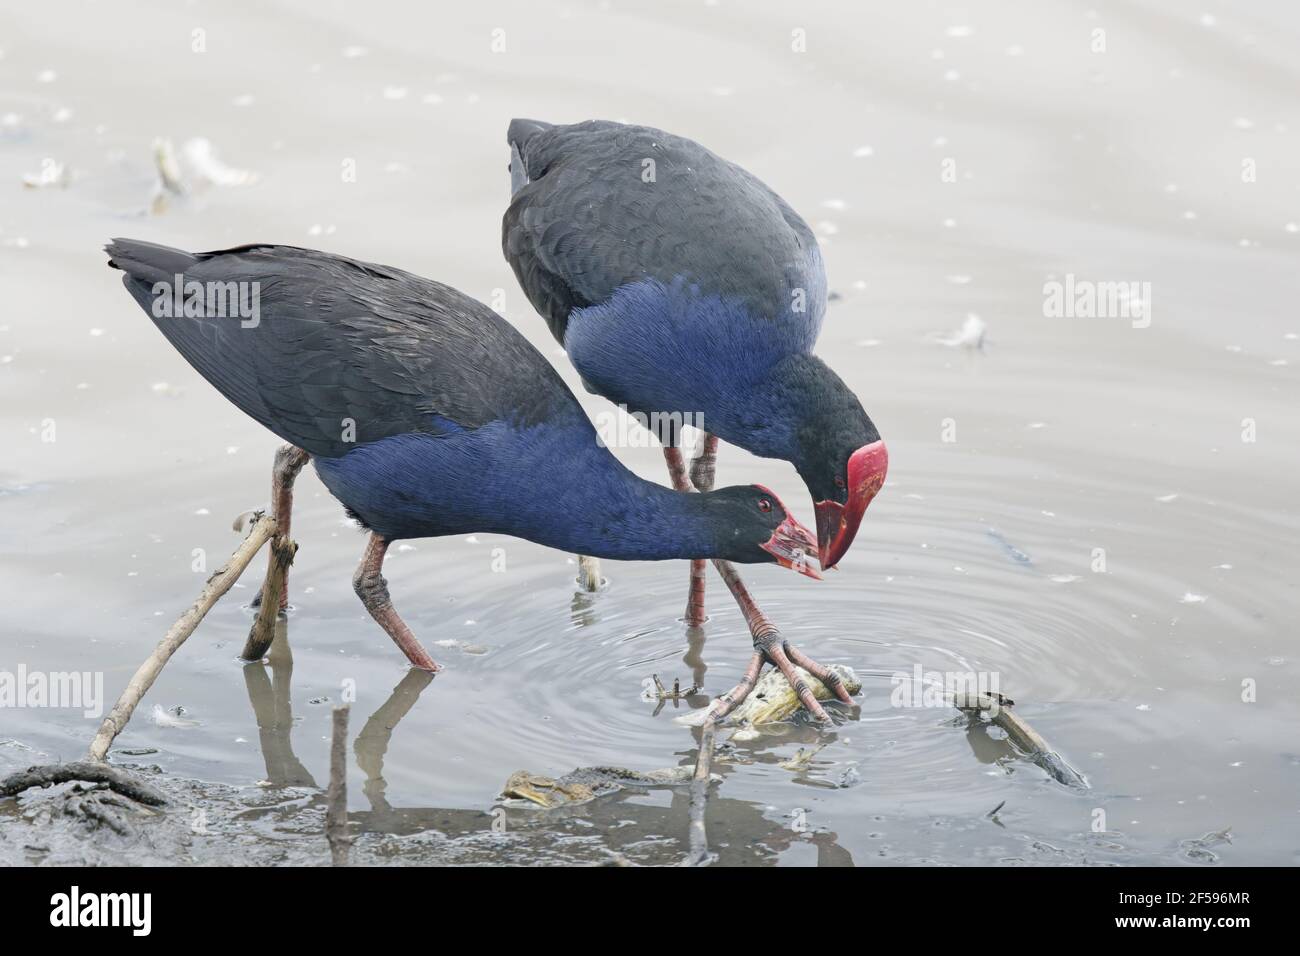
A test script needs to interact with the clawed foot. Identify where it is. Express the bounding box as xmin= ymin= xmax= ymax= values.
xmin=704 ymin=634 xmax=853 ymax=725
